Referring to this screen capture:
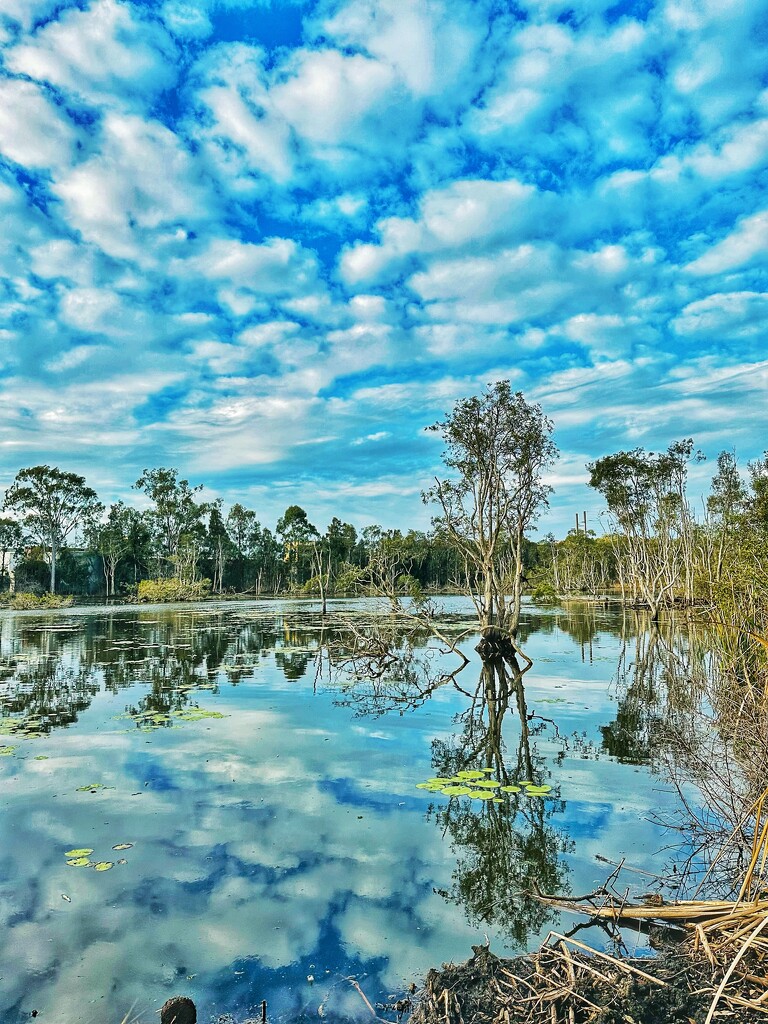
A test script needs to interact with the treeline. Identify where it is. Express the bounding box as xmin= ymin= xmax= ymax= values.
xmin=532 ymin=441 xmax=768 ymax=623
xmin=1 ymin=439 xmax=767 ymax=621
xmin=0 ymin=465 xmax=476 ymax=599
